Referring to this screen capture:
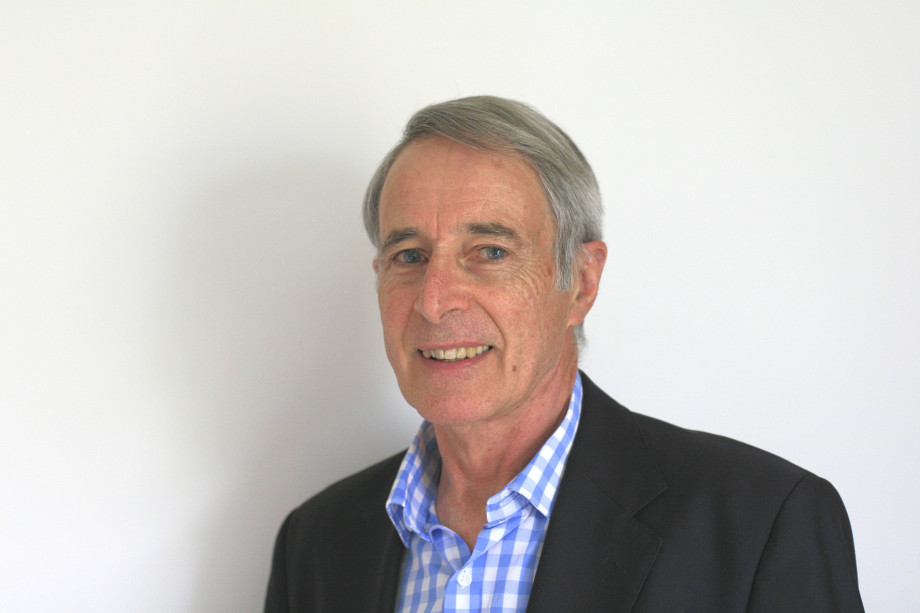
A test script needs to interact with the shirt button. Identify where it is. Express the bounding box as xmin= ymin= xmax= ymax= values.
xmin=457 ymin=567 xmax=473 ymax=587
